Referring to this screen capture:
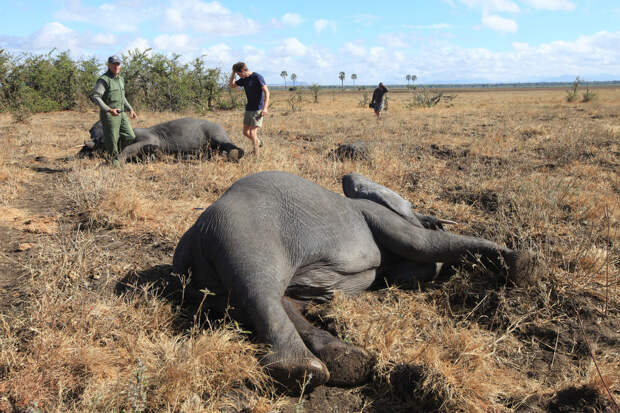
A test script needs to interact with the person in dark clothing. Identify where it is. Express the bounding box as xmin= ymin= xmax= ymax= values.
xmin=229 ymin=62 xmax=270 ymax=155
xmin=370 ymin=82 xmax=388 ymax=120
